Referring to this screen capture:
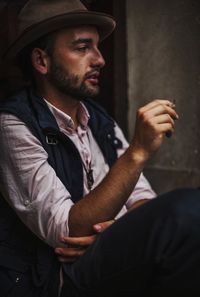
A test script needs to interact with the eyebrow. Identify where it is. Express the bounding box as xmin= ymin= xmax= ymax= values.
xmin=72 ymin=38 xmax=93 ymax=46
